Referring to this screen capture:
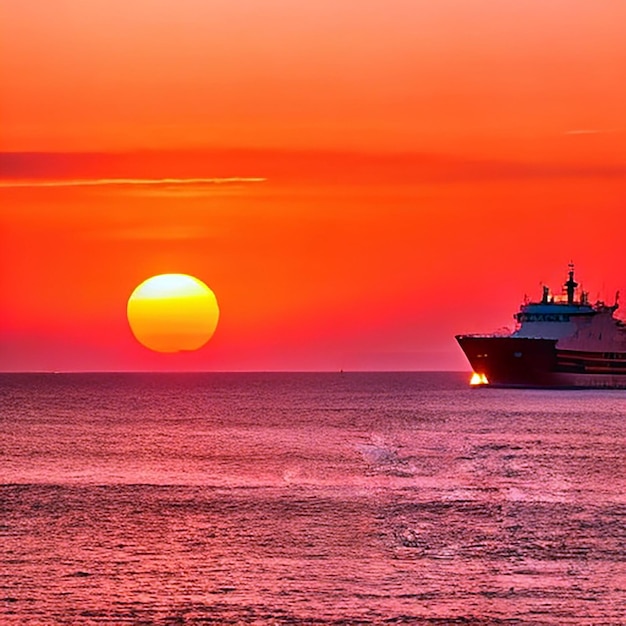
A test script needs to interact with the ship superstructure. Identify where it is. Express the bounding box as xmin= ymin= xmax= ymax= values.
xmin=456 ymin=265 xmax=626 ymax=388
